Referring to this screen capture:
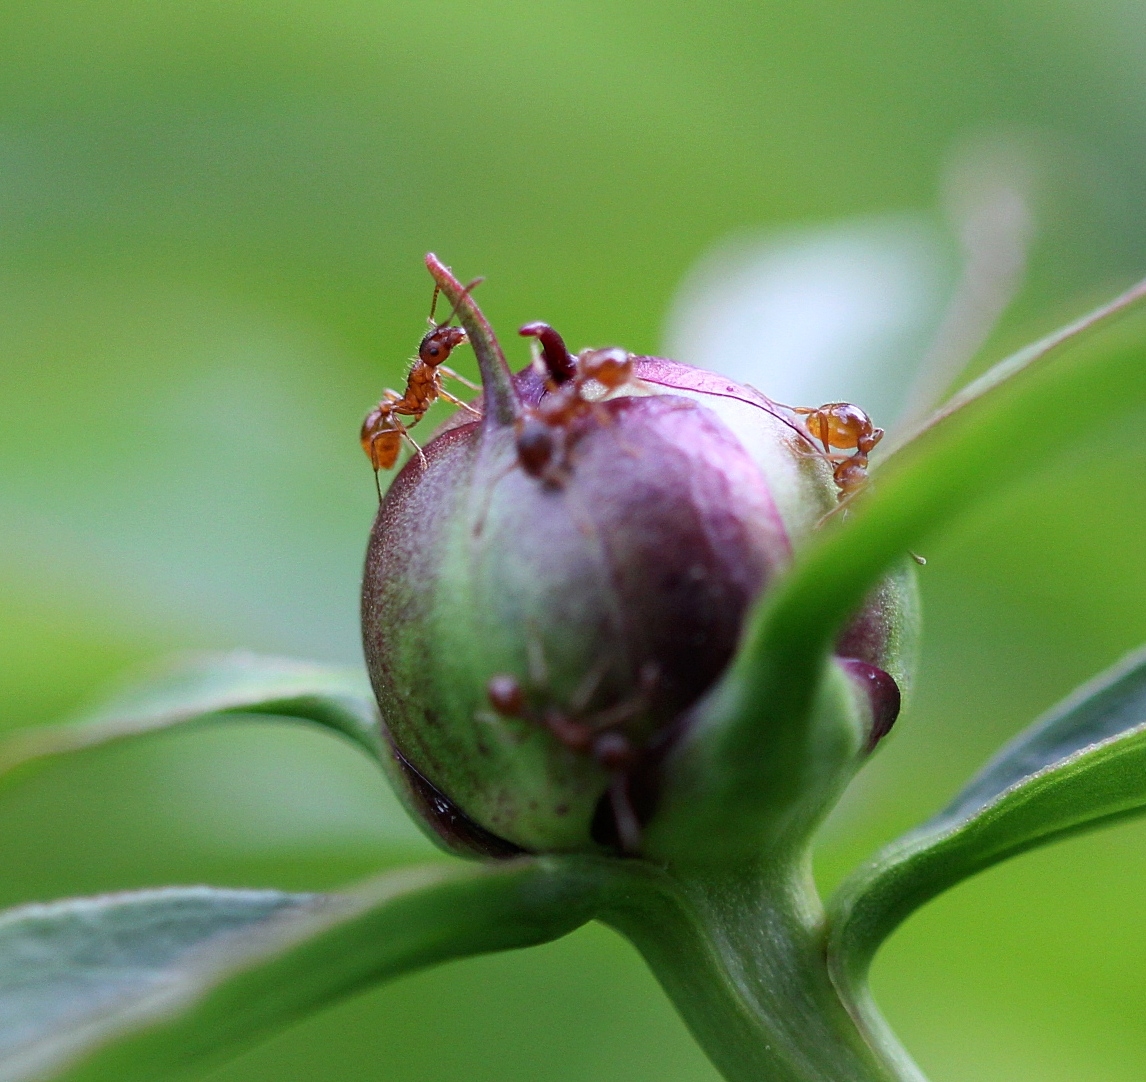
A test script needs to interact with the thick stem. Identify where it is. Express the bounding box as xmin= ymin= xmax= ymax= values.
xmin=425 ymin=253 xmax=519 ymax=430
xmin=599 ymin=857 xmax=923 ymax=1082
